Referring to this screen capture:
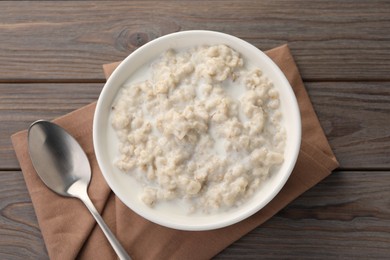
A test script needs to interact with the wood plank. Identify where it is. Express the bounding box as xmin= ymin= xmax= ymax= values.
xmin=1 ymin=81 xmax=389 ymax=169
xmin=0 ymin=1 xmax=389 ymax=81
xmin=0 ymin=171 xmax=48 ymax=259
xmin=308 ymin=81 xmax=390 ymax=169
xmin=216 ymin=171 xmax=390 ymax=259
xmin=0 ymin=83 xmax=103 ymax=169
xmin=1 ymin=170 xmax=388 ymax=259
